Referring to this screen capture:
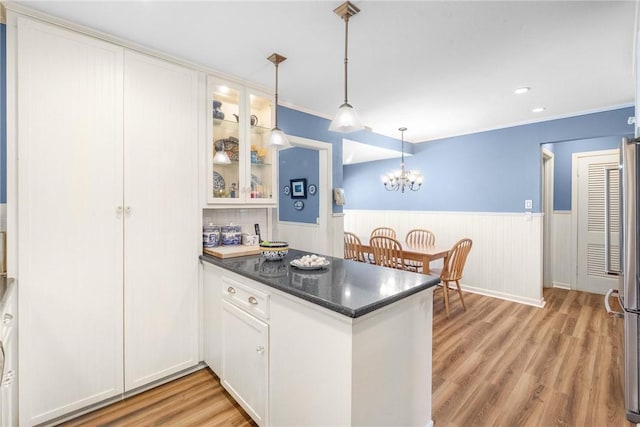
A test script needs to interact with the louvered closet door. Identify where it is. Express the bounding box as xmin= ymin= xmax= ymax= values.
xmin=576 ymin=151 xmax=620 ymax=295
xmin=123 ymin=50 xmax=199 ymax=390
